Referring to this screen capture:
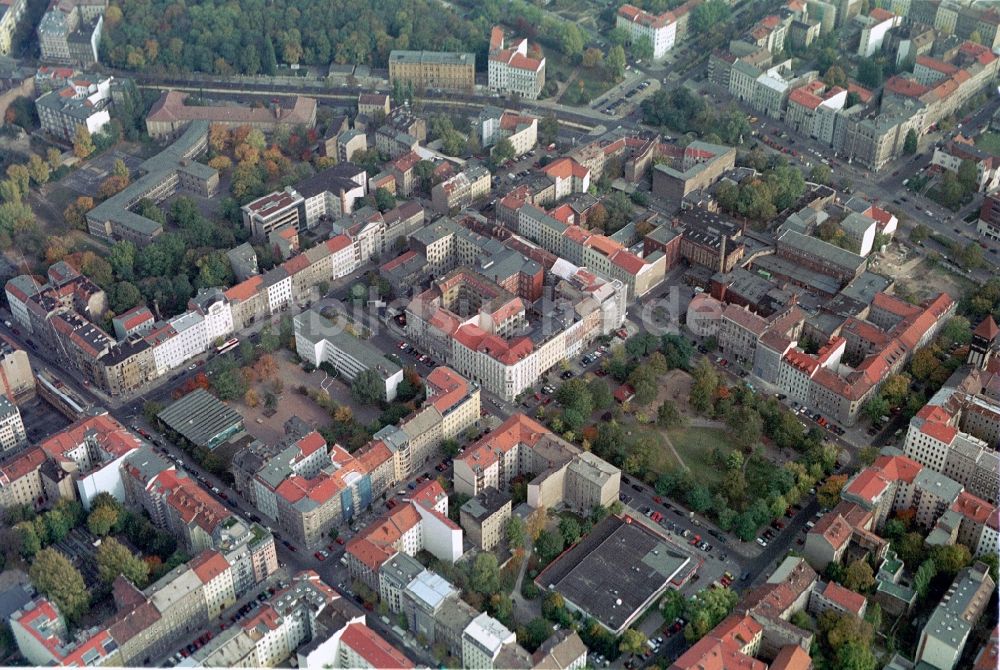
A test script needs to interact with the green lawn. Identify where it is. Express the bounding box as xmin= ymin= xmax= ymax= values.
xmin=665 ymin=426 xmax=738 ymax=488
xmin=975 ymin=132 xmax=1000 ymax=155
